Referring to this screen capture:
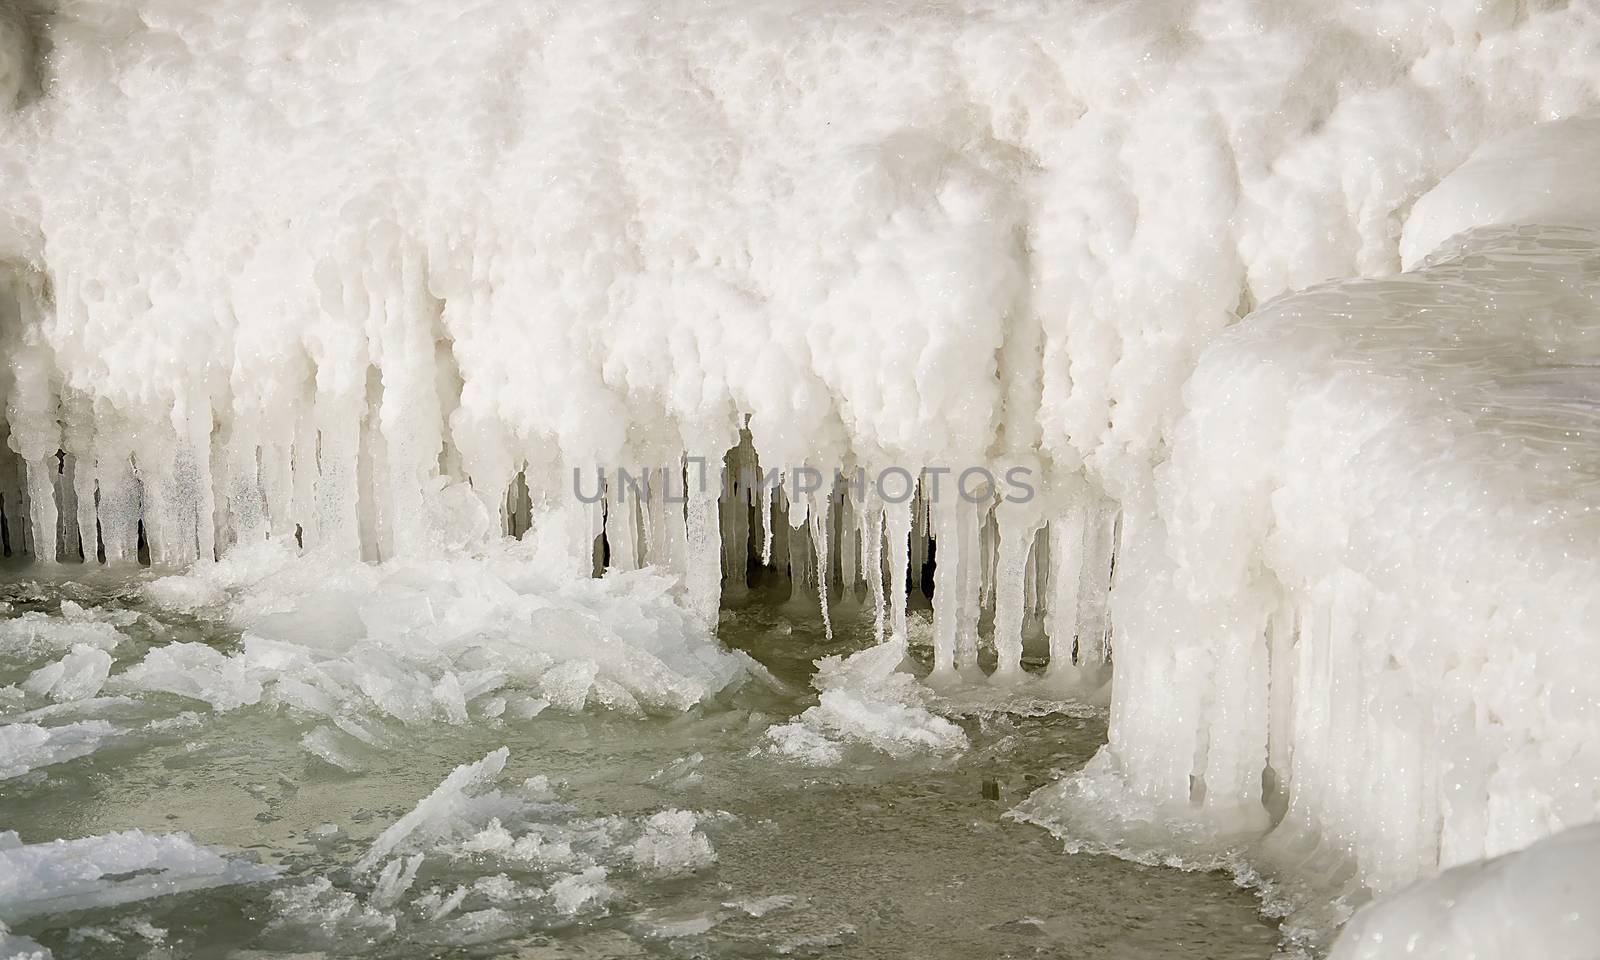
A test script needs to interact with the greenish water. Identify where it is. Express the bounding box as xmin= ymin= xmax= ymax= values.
xmin=1 ymin=570 xmax=1281 ymax=959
